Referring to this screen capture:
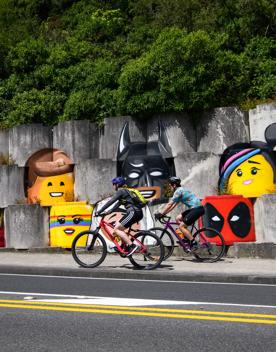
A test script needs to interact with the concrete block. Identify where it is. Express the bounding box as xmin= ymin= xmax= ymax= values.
xmin=9 ymin=124 xmax=52 ymax=166
xmin=0 ymin=166 xmax=25 ymax=208
xmin=249 ymin=103 xmax=276 ymax=142
xmin=99 ymin=116 xmax=146 ymax=160
xmin=53 ymin=120 xmax=99 ymax=163
xmin=74 ymin=159 xmax=117 ymax=204
xmin=229 ymin=242 xmax=276 ymax=259
xmin=4 ymin=205 xmax=49 ymax=249
xmin=197 ymin=107 xmax=250 ymax=153
xmin=0 ymin=129 xmax=9 ymax=160
xmin=254 ymin=194 xmax=276 ymax=243
xmin=175 ymin=153 xmax=220 ymax=199
xmin=148 ymin=113 xmax=197 ymax=155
